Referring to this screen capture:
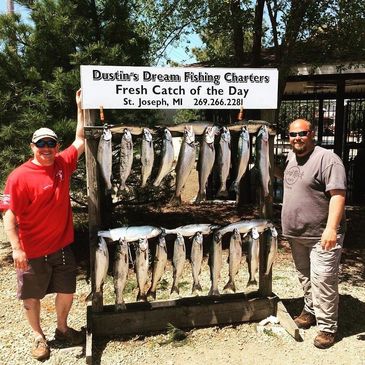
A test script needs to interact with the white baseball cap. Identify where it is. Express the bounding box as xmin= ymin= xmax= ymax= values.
xmin=32 ymin=128 xmax=58 ymax=143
